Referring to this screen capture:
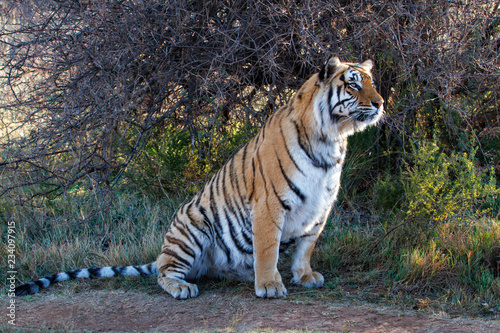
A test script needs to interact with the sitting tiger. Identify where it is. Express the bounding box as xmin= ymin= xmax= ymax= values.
xmin=16 ymin=56 xmax=384 ymax=299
